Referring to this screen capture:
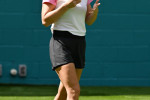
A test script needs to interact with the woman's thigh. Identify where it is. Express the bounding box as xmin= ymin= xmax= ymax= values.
xmin=55 ymin=63 xmax=80 ymax=90
xmin=75 ymin=68 xmax=83 ymax=81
